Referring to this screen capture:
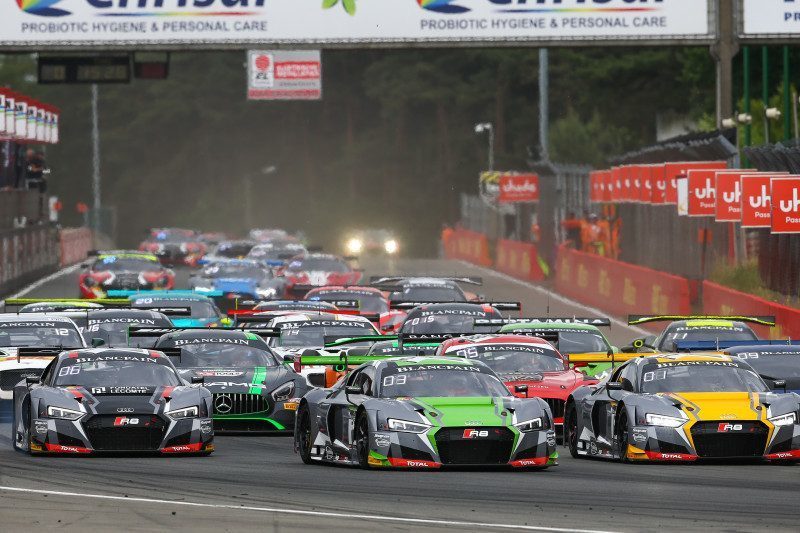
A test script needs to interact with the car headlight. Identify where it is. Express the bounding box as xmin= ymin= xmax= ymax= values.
xmin=257 ymin=287 xmax=277 ymax=299
xmin=346 ymin=238 xmax=363 ymax=254
xmin=514 ymin=418 xmax=543 ymax=432
xmin=272 ymin=382 xmax=295 ymax=402
xmin=387 ymin=418 xmax=431 ymax=434
xmin=769 ymin=413 xmax=797 ymax=427
xmin=166 ymin=406 xmax=199 ymax=420
xmin=645 ymin=413 xmax=686 ymax=428
xmin=384 ymin=240 xmax=399 ymax=254
xmin=46 ymin=406 xmax=84 ymax=420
